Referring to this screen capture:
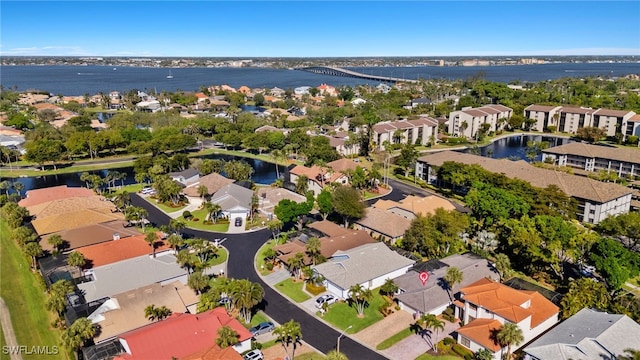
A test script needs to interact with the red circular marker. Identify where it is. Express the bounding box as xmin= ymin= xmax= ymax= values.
xmin=419 ymin=271 xmax=429 ymax=285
